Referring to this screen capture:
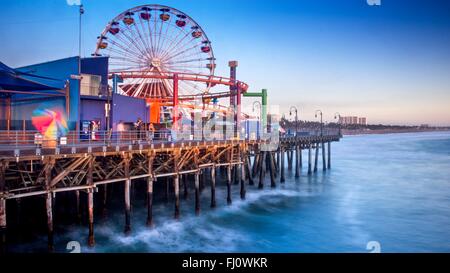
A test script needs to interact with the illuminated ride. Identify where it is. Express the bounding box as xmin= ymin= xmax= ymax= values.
xmin=93 ymin=4 xmax=248 ymax=128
